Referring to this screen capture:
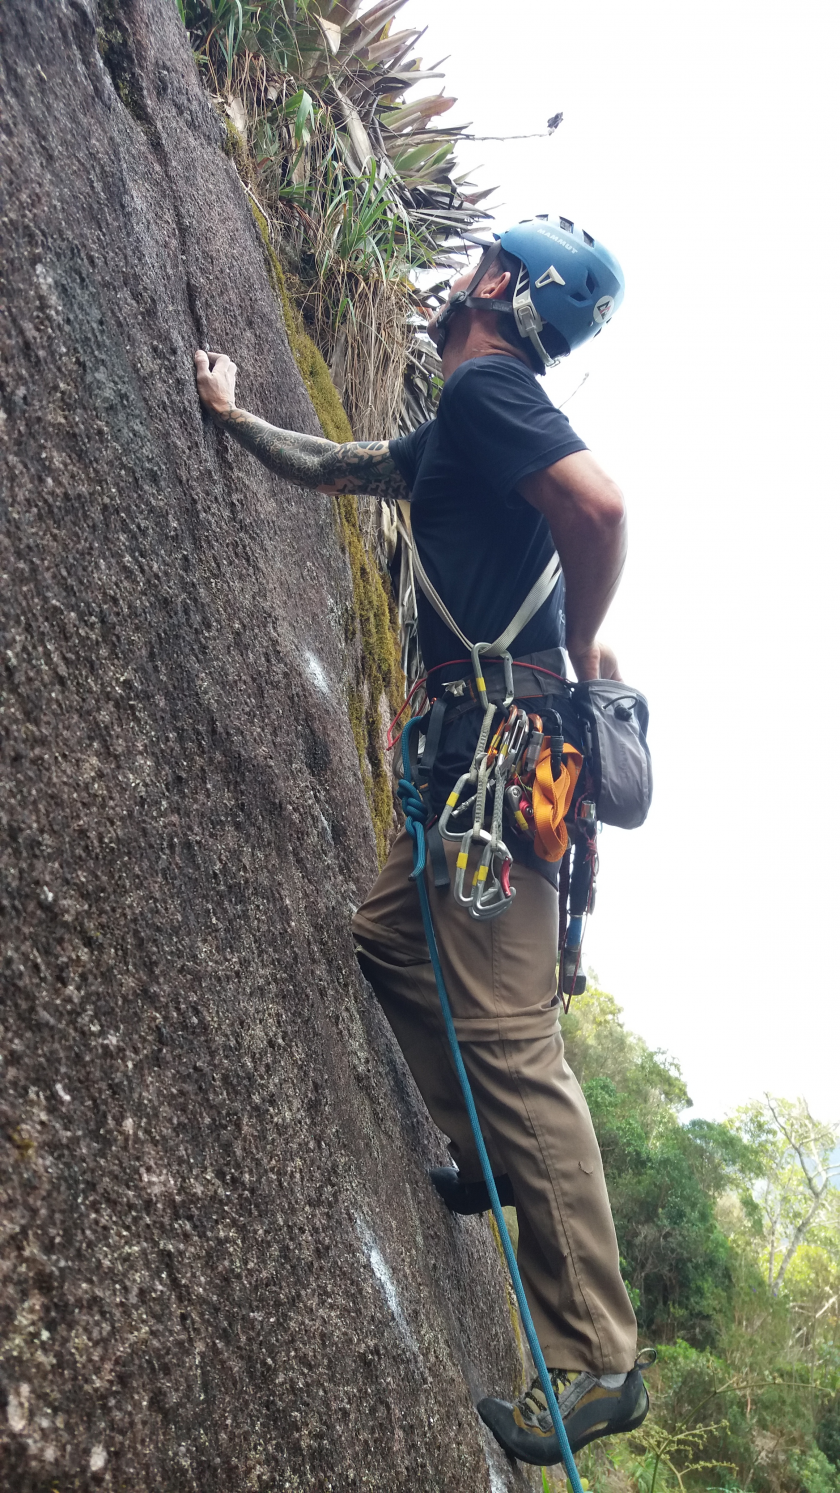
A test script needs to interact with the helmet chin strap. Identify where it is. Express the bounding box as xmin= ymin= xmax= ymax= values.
xmin=430 ymin=244 xmax=552 ymax=367
xmin=431 ymin=242 xmax=517 ymax=351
